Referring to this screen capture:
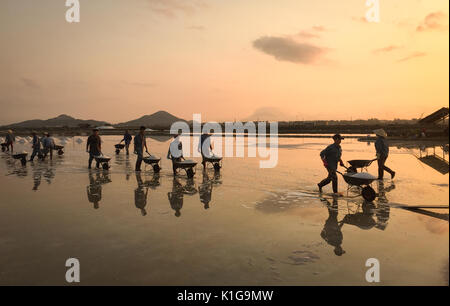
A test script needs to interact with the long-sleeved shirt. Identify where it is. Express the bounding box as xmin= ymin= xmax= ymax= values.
xmin=42 ymin=137 xmax=55 ymax=149
xmin=5 ymin=133 xmax=15 ymax=143
xmin=87 ymin=135 xmax=101 ymax=154
xmin=375 ymin=137 xmax=389 ymax=158
xmin=32 ymin=135 xmax=41 ymax=149
xmin=320 ymin=143 xmax=342 ymax=170
xmin=123 ymin=133 xmax=132 ymax=145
